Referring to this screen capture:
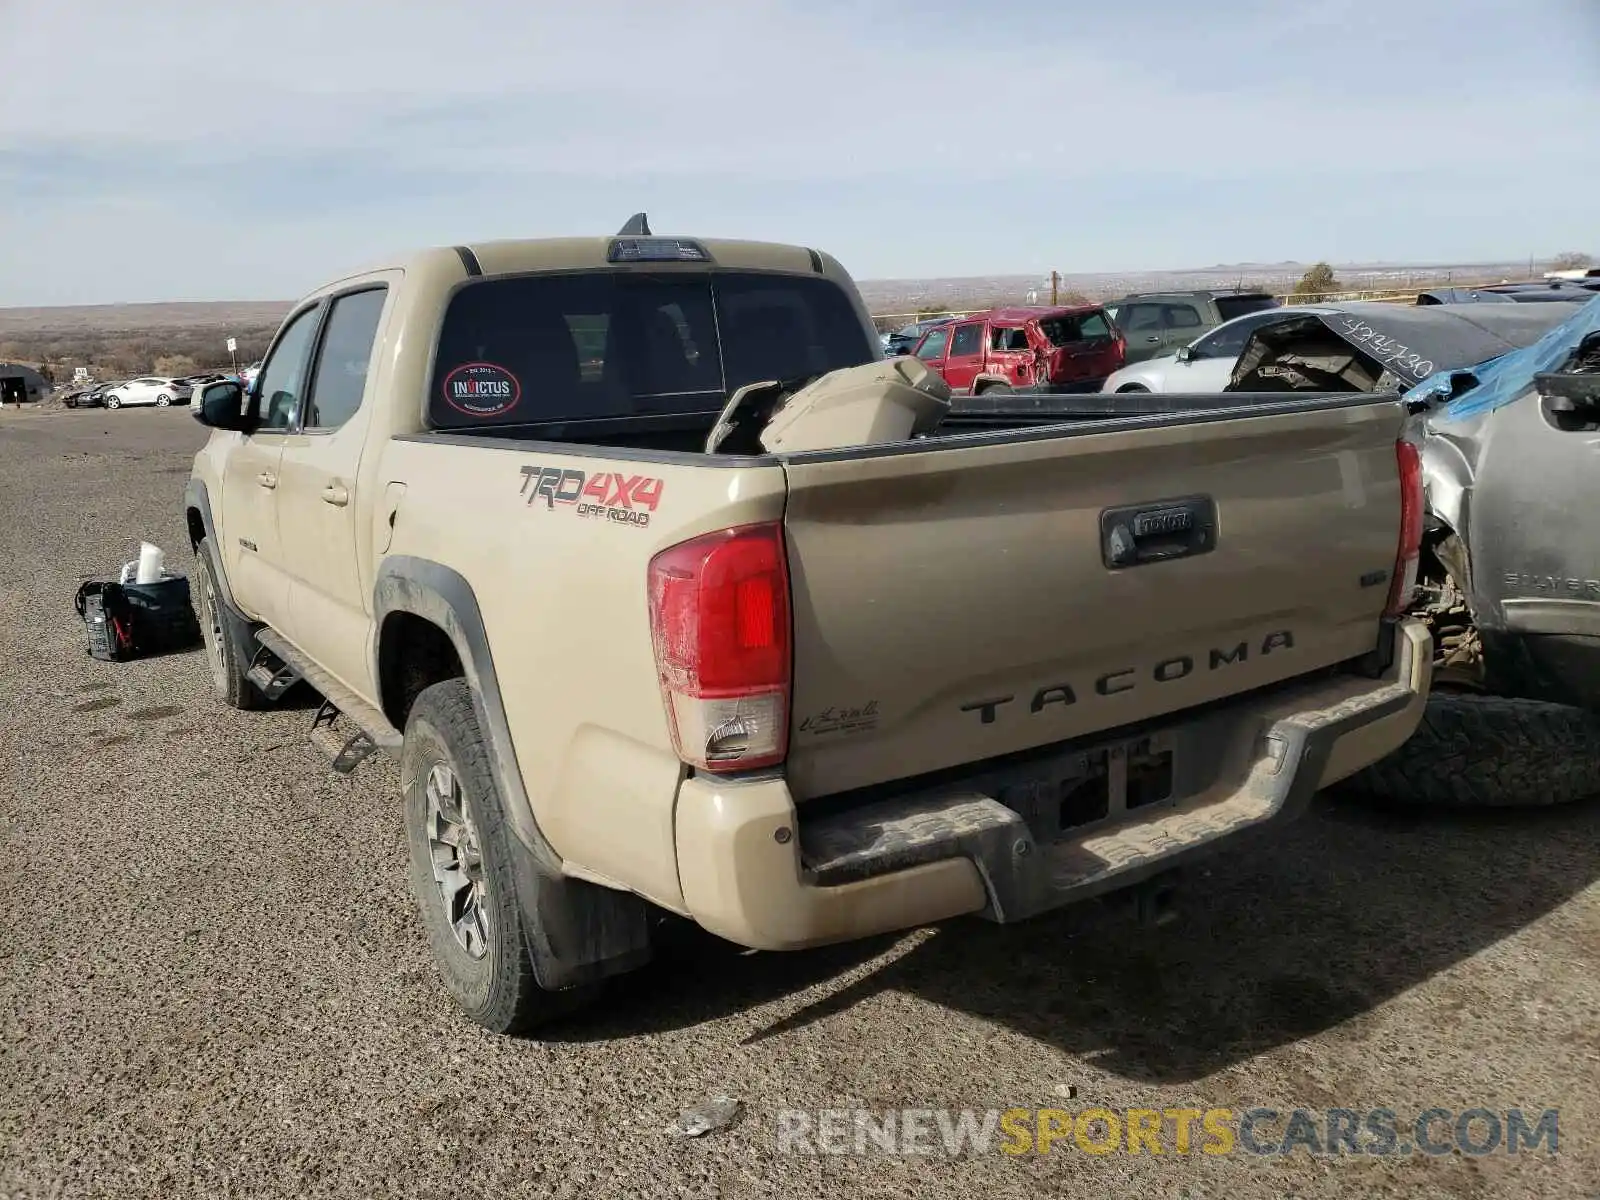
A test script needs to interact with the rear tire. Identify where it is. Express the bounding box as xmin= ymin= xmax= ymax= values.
xmin=156 ymin=394 xmax=171 ymax=407
xmin=975 ymin=382 xmax=1013 ymax=396
xmin=402 ymin=679 xmax=596 ymax=1034
xmin=1117 ymin=384 xmax=1151 ymax=393
xmin=194 ymin=536 xmax=269 ymax=710
xmin=1342 ymin=692 xmax=1600 ymax=807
